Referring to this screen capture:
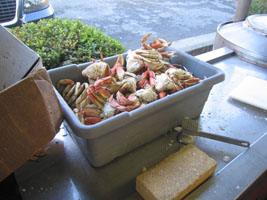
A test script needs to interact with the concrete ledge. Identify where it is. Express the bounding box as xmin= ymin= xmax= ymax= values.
xmin=172 ymin=32 xmax=216 ymax=56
